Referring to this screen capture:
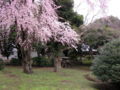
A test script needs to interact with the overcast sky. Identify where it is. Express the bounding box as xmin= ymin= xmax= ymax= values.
xmin=73 ymin=0 xmax=120 ymax=24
